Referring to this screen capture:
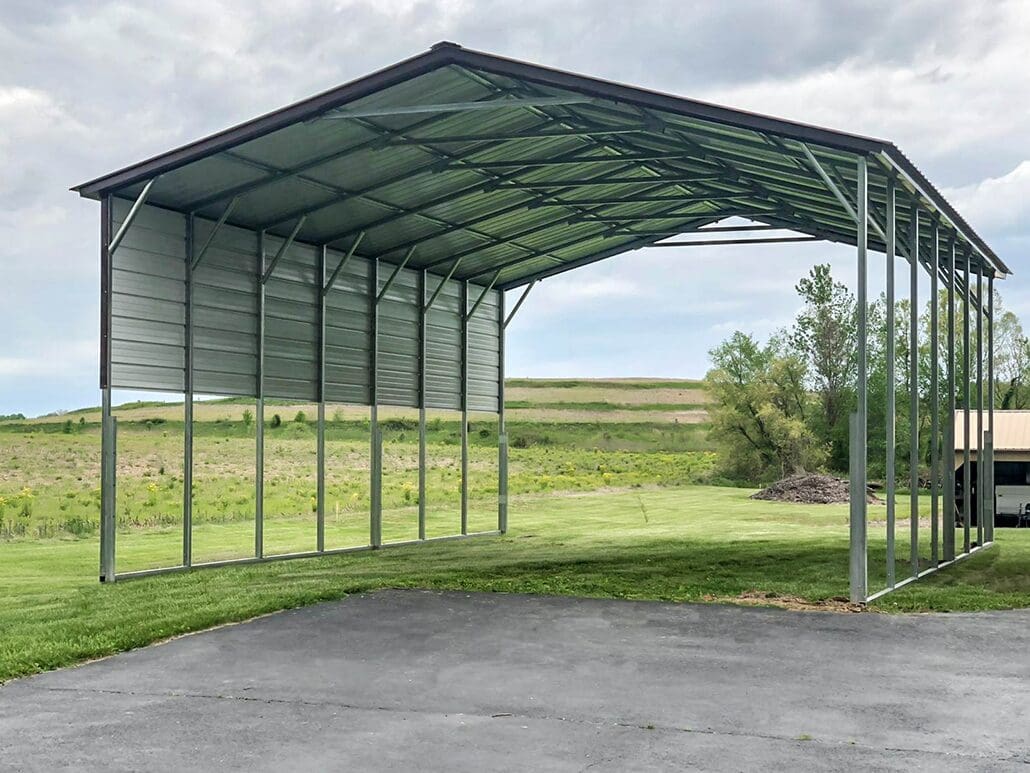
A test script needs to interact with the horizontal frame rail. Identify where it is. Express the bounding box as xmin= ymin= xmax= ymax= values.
xmin=112 ymin=530 xmax=503 ymax=581
xmin=865 ymin=541 xmax=995 ymax=603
